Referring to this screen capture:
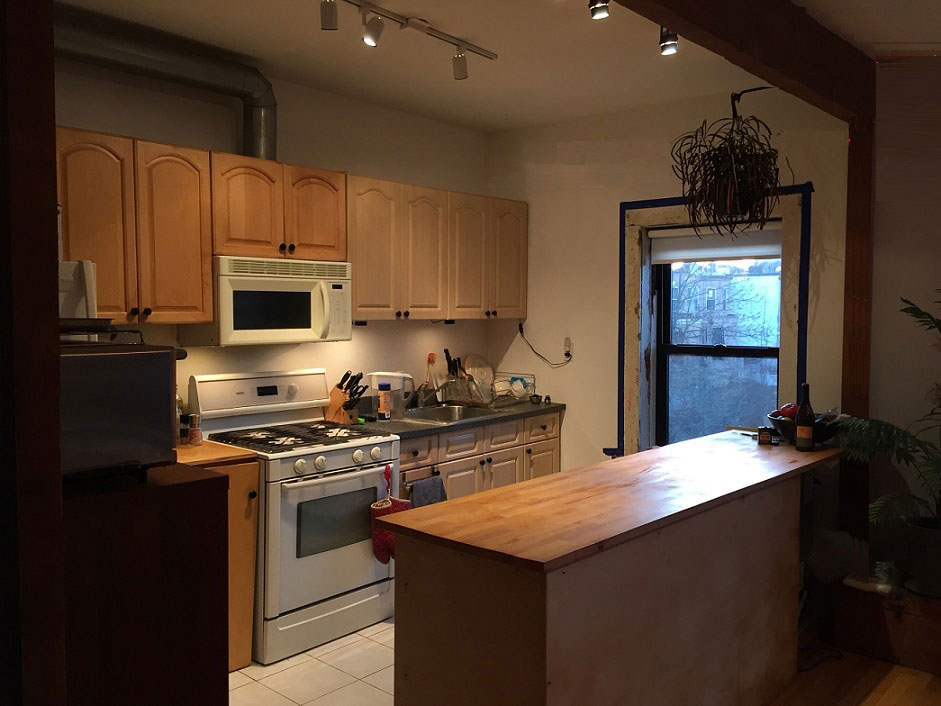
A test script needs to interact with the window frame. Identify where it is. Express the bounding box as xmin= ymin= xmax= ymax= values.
xmin=654 ymin=262 xmax=780 ymax=446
